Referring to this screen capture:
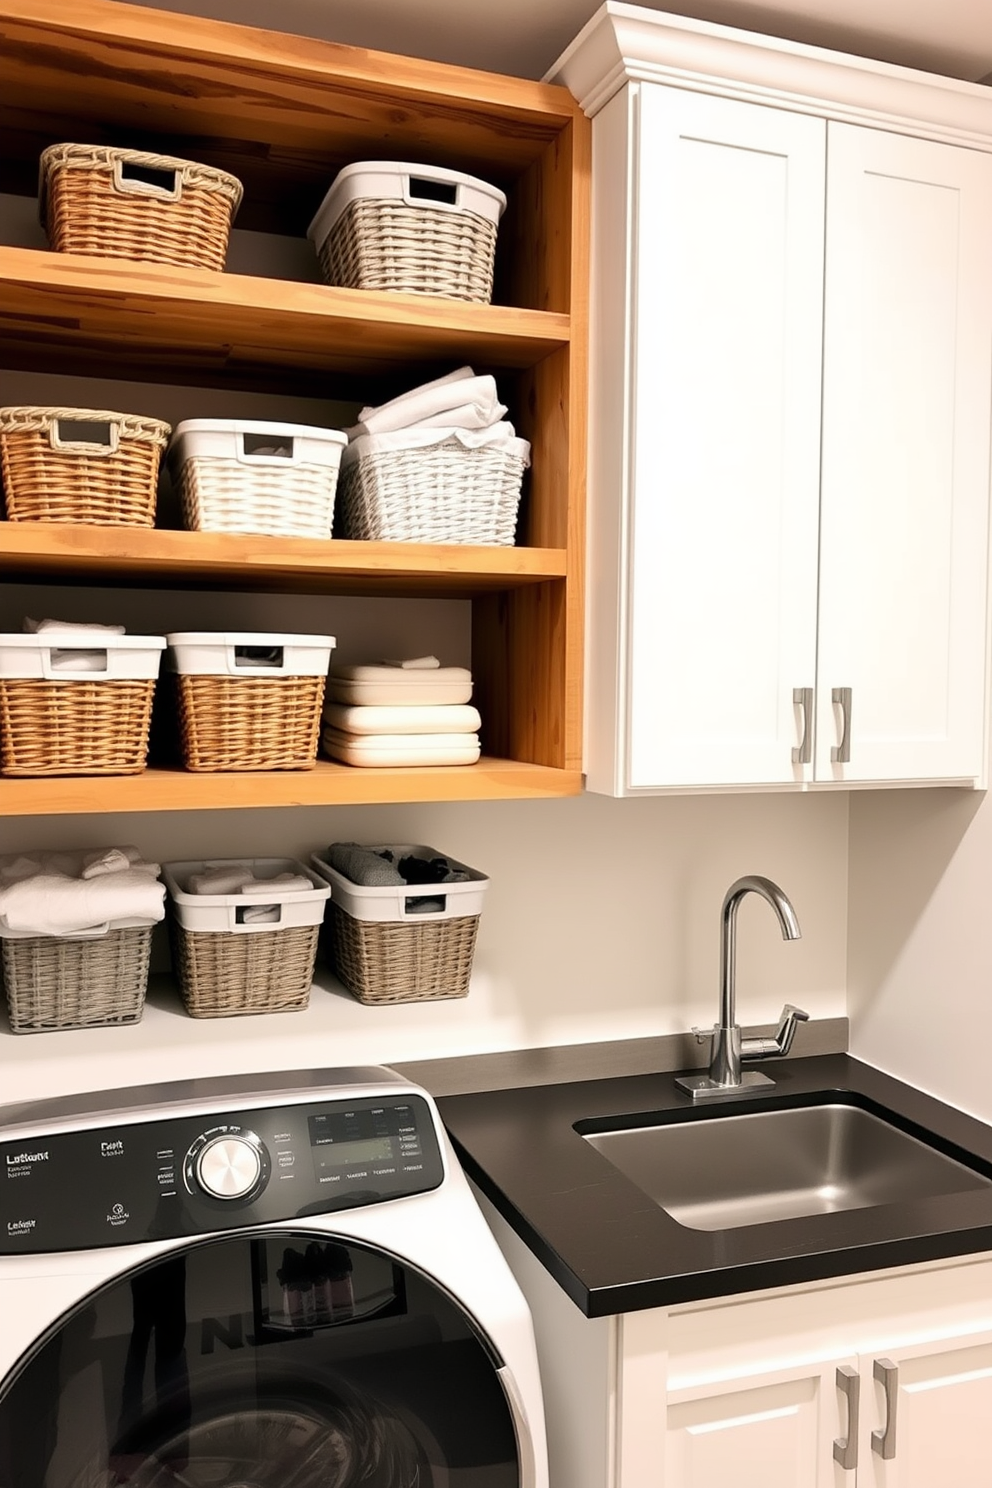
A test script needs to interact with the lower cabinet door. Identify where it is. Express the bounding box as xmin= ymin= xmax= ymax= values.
xmin=664 ymin=1359 xmax=851 ymax=1488
xmin=860 ymin=1333 xmax=992 ymax=1487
